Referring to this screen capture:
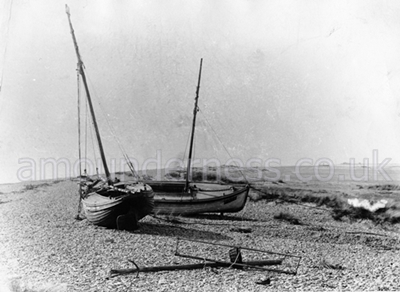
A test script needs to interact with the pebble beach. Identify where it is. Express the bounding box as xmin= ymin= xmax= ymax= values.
xmin=0 ymin=179 xmax=399 ymax=291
